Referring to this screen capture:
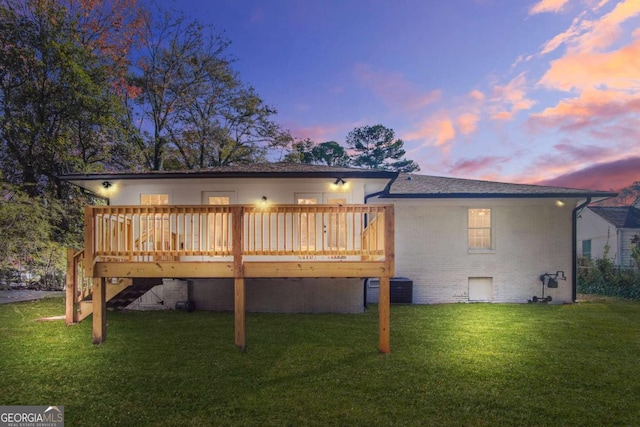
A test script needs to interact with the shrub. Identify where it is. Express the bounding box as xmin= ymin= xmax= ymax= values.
xmin=577 ymin=257 xmax=640 ymax=301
